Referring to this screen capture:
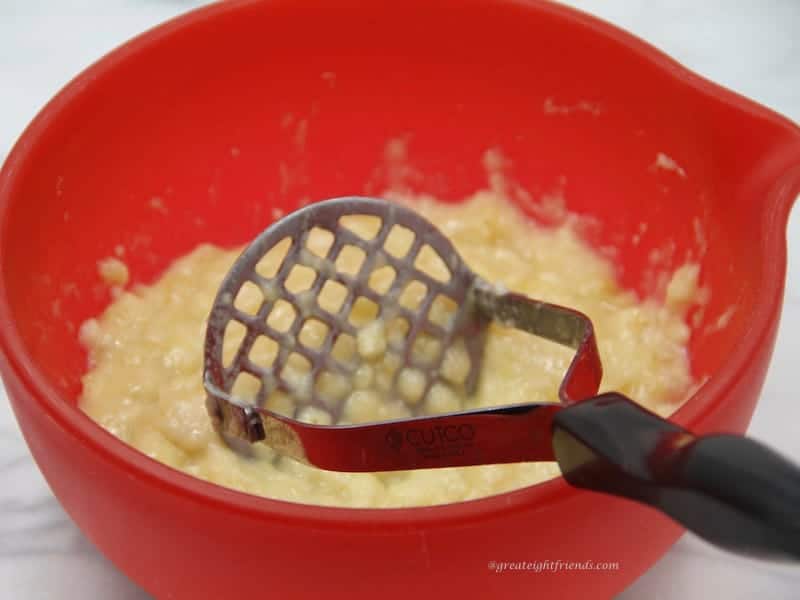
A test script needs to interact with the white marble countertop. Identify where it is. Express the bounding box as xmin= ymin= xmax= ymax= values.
xmin=1 ymin=1 xmax=799 ymax=598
